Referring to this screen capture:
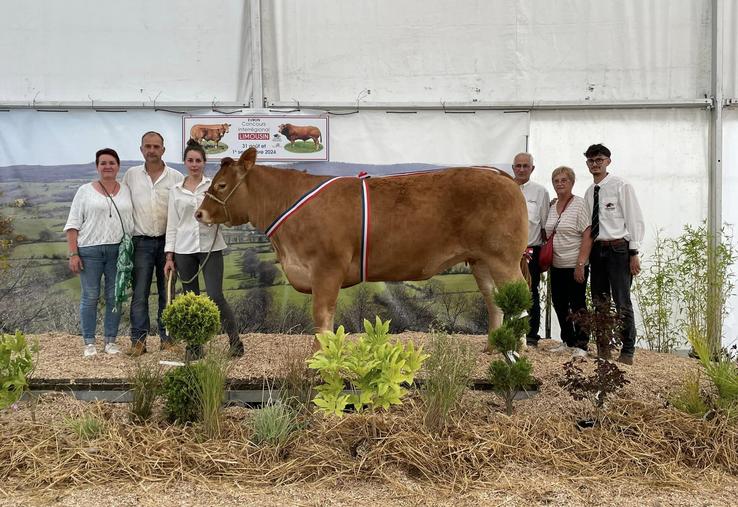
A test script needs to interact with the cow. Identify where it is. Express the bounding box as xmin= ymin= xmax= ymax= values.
xmin=277 ymin=123 xmax=322 ymax=149
xmin=196 ymin=148 xmax=529 ymax=350
xmin=190 ymin=123 xmax=231 ymax=146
